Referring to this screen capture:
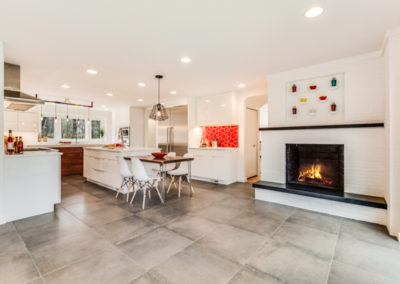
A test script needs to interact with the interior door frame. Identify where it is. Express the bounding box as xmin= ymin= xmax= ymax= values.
xmin=245 ymin=107 xmax=259 ymax=178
